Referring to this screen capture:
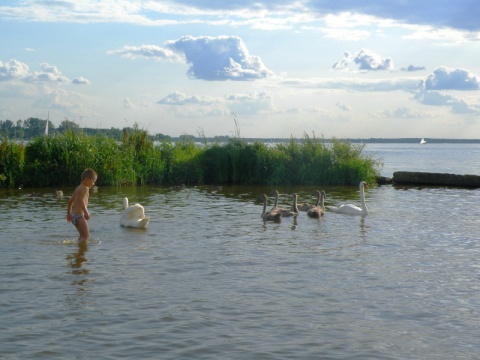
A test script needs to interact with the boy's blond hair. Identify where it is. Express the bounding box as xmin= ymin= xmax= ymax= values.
xmin=81 ymin=168 xmax=97 ymax=181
